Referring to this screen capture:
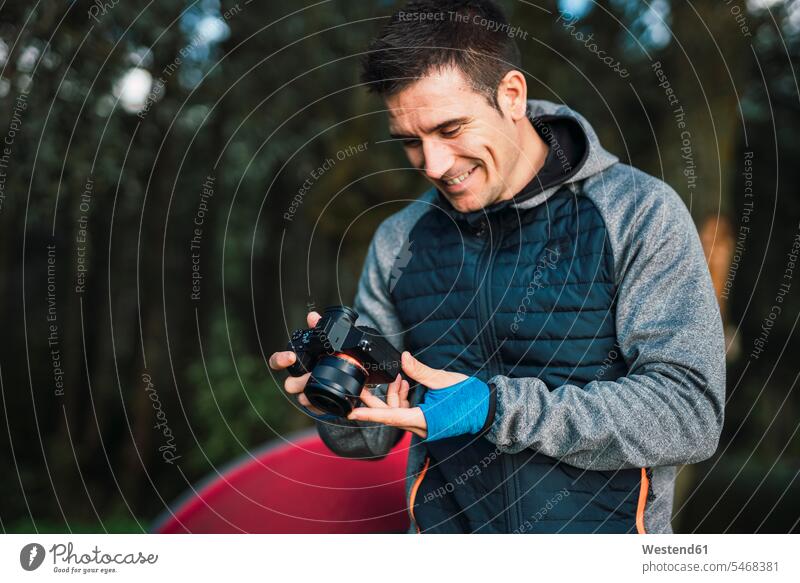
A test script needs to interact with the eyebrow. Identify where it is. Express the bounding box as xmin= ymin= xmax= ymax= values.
xmin=388 ymin=117 xmax=471 ymax=140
